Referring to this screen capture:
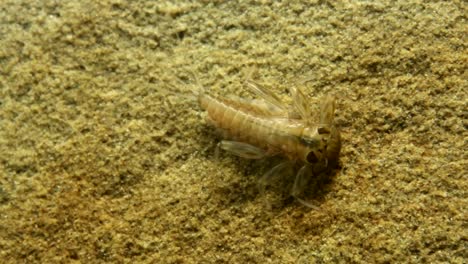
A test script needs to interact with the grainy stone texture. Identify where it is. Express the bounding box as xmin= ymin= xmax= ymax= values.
xmin=0 ymin=0 xmax=466 ymax=263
